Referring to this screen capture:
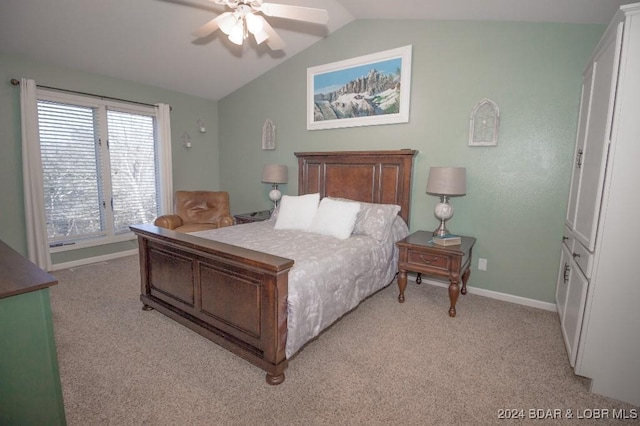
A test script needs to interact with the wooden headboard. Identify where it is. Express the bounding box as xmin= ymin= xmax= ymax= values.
xmin=295 ymin=150 xmax=417 ymax=224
